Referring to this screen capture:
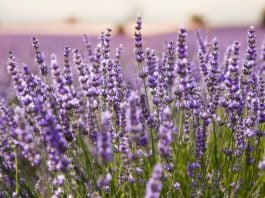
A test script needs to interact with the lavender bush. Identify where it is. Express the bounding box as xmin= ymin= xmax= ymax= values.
xmin=1 ymin=16 xmax=265 ymax=197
